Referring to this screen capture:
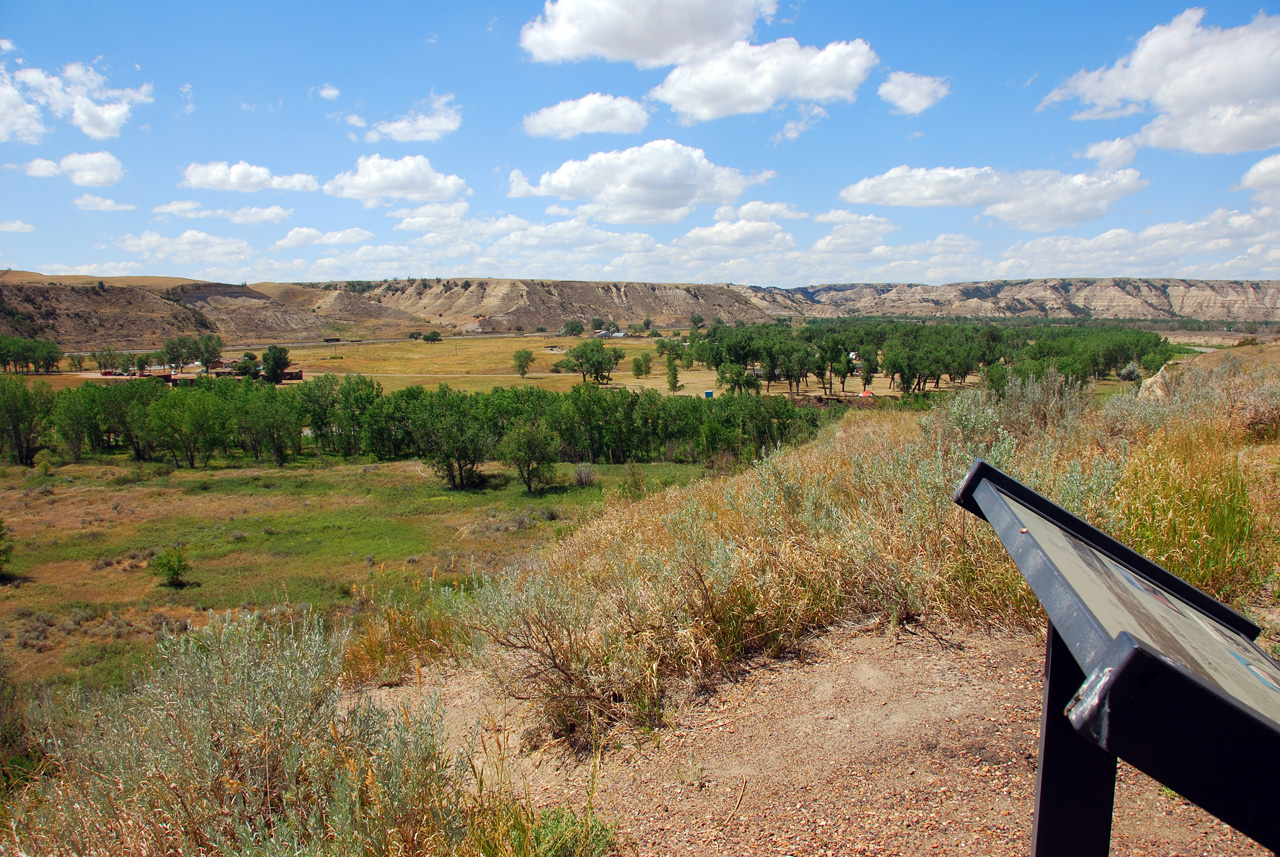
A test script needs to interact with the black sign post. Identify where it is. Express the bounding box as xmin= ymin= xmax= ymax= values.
xmin=954 ymin=460 xmax=1280 ymax=854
